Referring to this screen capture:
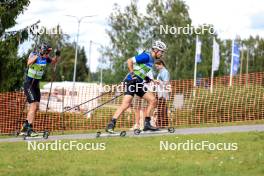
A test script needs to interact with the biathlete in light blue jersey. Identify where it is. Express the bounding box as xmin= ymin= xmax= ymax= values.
xmin=106 ymin=40 xmax=167 ymax=133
